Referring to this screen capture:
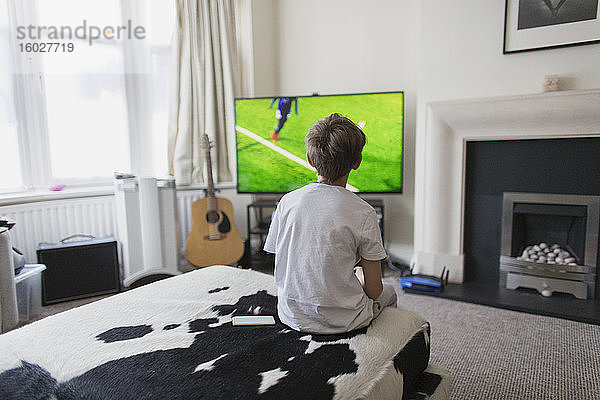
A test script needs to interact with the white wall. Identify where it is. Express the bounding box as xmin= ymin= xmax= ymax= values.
xmin=247 ymin=1 xmax=600 ymax=264
xmin=249 ymin=0 xmax=419 ymax=262
xmin=418 ymin=1 xmax=600 ymax=104
xmin=415 ymin=1 xmax=600 ymax=274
